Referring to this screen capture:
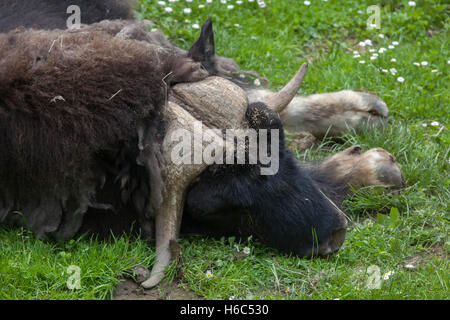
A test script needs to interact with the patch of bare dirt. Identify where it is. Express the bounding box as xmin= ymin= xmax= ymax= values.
xmin=404 ymin=245 xmax=448 ymax=270
xmin=114 ymin=251 xmax=201 ymax=300
xmin=113 ymin=278 xmax=202 ymax=300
